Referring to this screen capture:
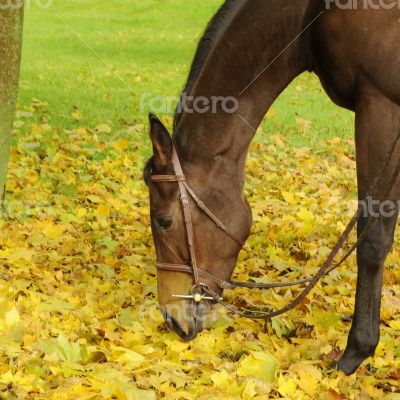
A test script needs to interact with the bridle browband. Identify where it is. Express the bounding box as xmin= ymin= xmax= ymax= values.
xmin=151 ymin=132 xmax=400 ymax=319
